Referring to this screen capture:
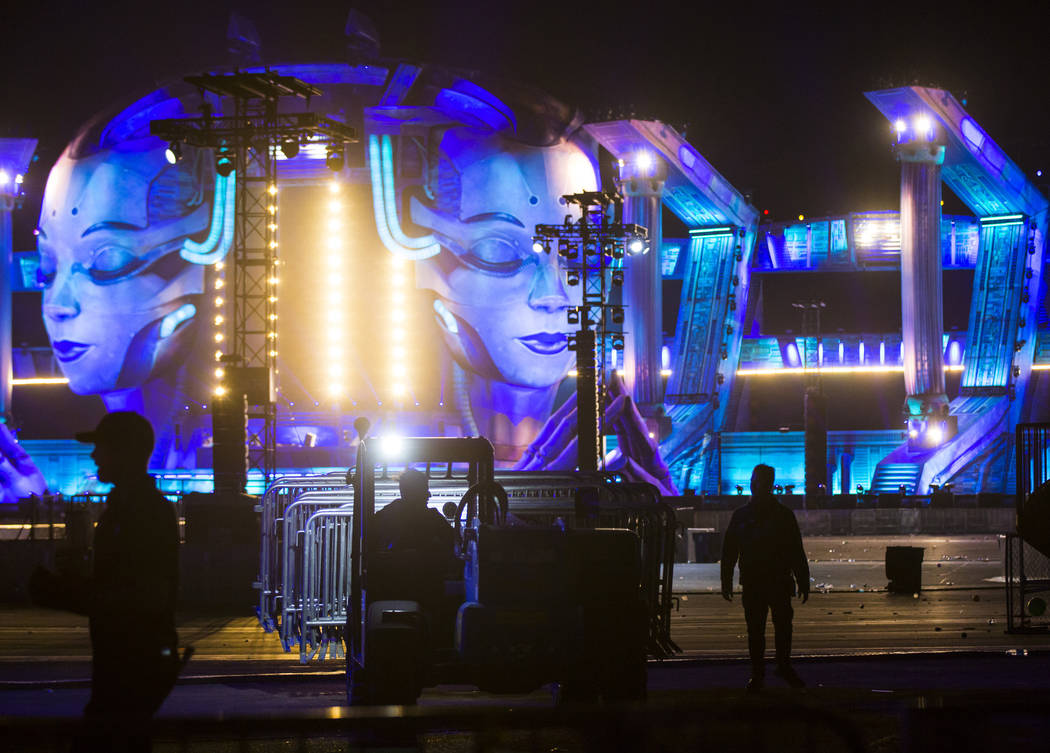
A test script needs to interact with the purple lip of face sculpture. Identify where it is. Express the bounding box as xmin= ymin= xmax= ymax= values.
xmin=517 ymin=332 xmax=569 ymax=355
xmin=52 ymin=340 xmax=93 ymax=363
